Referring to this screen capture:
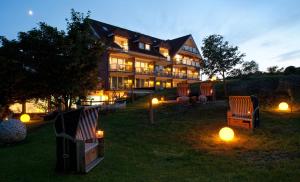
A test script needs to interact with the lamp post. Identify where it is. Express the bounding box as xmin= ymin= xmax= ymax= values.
xmin=149 ymin=94 xmax=154 ymax=124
